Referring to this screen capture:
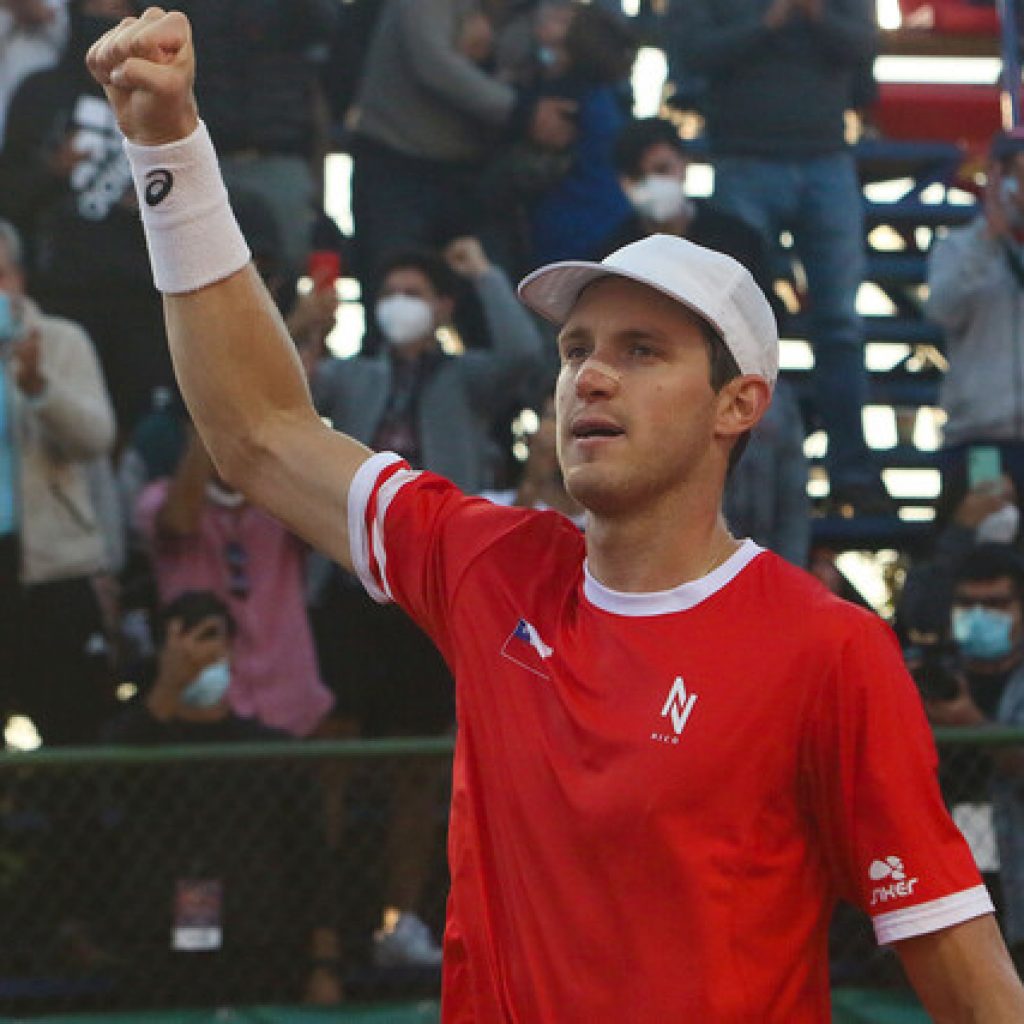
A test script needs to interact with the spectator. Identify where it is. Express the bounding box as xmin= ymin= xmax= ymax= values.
xmin=0 ymin=217 xmax=116 ymax=745
xmin=102 ymin=590 xmax=343 ymax=1007
xmin=165 ymin=0 xmax=338 ymax=278
xmin=312 ymin=237 xmax=544 ymax=492
xmin=347 ymin=0 xmax=577 ymax=308
xmin=308 ymin=236 xmax=543 ymax=967
xmin=134 ymin=426 xmax=334 ymax=738
xmin=900 ymin=474 xmax=1022 ymax=651
xmin=515 ymin=2 xmax=638 ymax=268
xmin=673 ymin=0 xmax=888 ymax=515
xmin=926 ymin=130 xmax=1024 ymax=499
xmin=922 ymin=543 xmax=1024 ymax=966
xmin=0 ymin=0 xmax=171 ymax=434
xmin=0 ymin=0 xmax=69 ymax=145
xmin=608 ymin=116 xmax=780 ymax=315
